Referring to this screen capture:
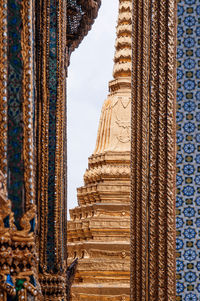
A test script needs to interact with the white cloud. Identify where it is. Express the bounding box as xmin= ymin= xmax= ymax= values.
xmin=67 ymin=0 xmax=119 ymax=217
